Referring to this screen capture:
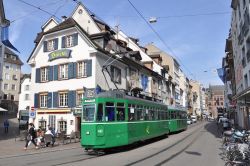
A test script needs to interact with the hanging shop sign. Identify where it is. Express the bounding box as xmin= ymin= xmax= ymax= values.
xmin=48 ymin=49 xmax=71 ymax=61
